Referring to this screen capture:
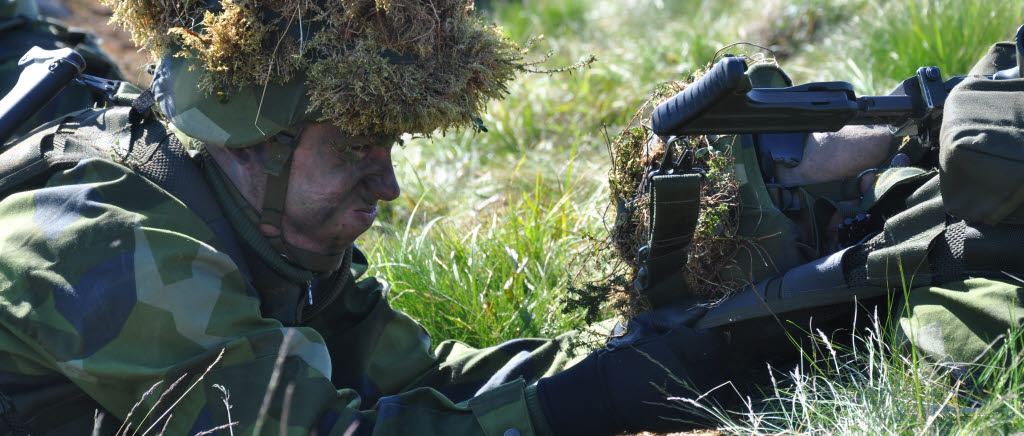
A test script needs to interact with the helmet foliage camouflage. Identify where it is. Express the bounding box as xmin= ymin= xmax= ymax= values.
xmin=104 ymin=0 xmax=525 ymax=147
